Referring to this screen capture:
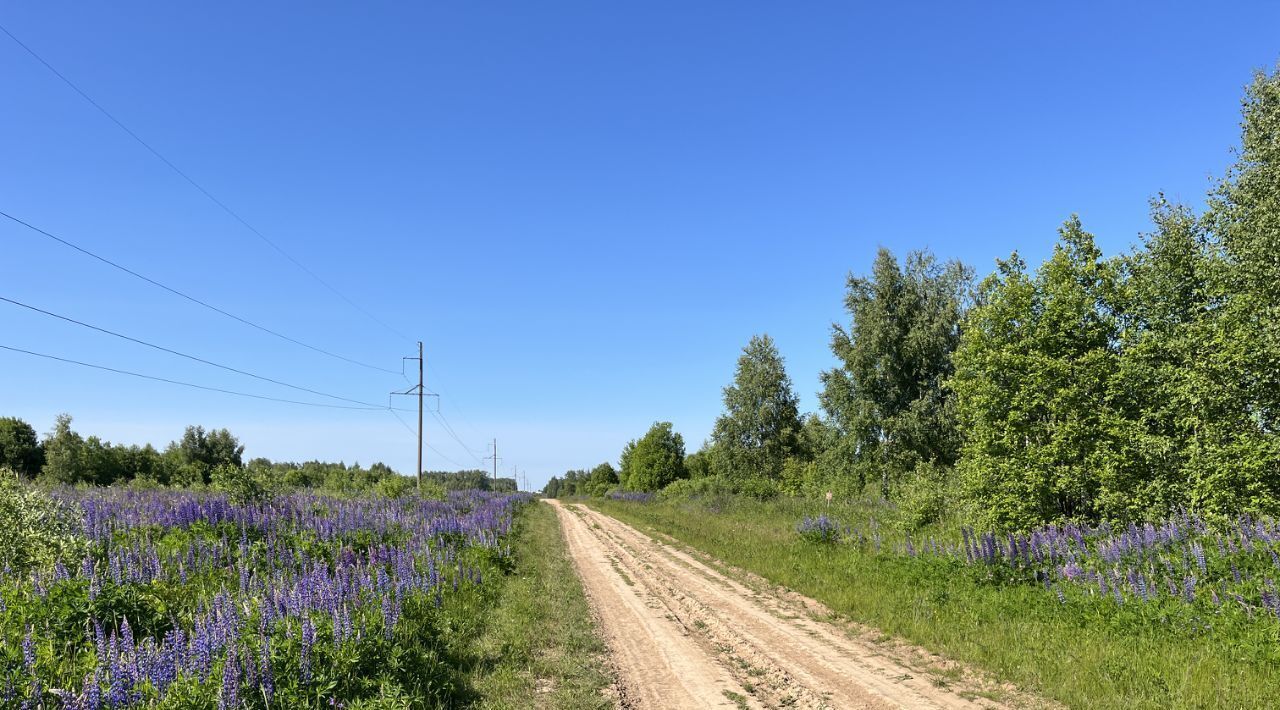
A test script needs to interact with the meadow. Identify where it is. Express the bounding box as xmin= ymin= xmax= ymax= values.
xmin=0 ymin=483 xmax=608 ymax=709
xmin=591 ymin=494 xmax=1280 ymax=709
